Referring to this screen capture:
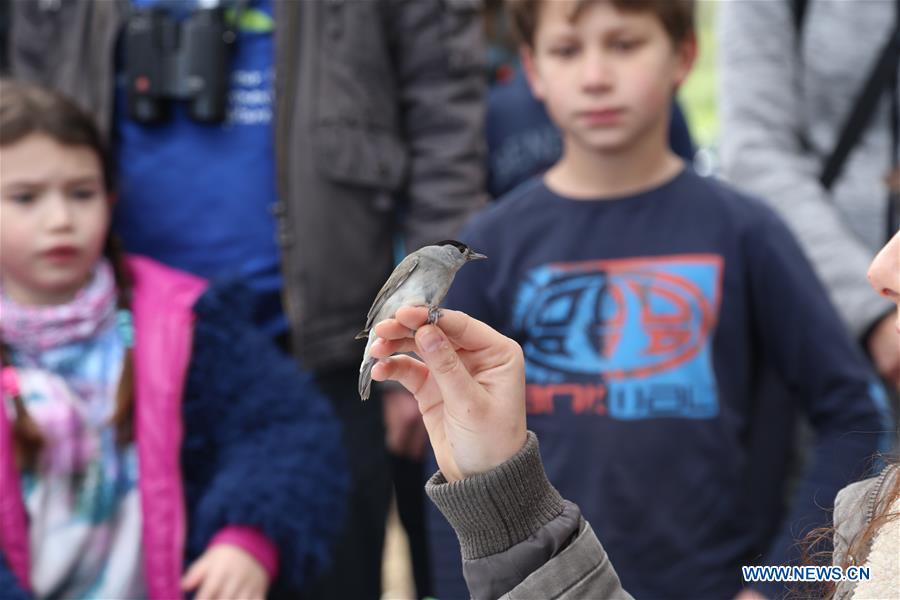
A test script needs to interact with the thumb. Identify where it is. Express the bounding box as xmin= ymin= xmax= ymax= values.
xmin=415 ymin=324 xmax=480 ymax=400
xmin=181 ymin=554 xmax=209 ymax=591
